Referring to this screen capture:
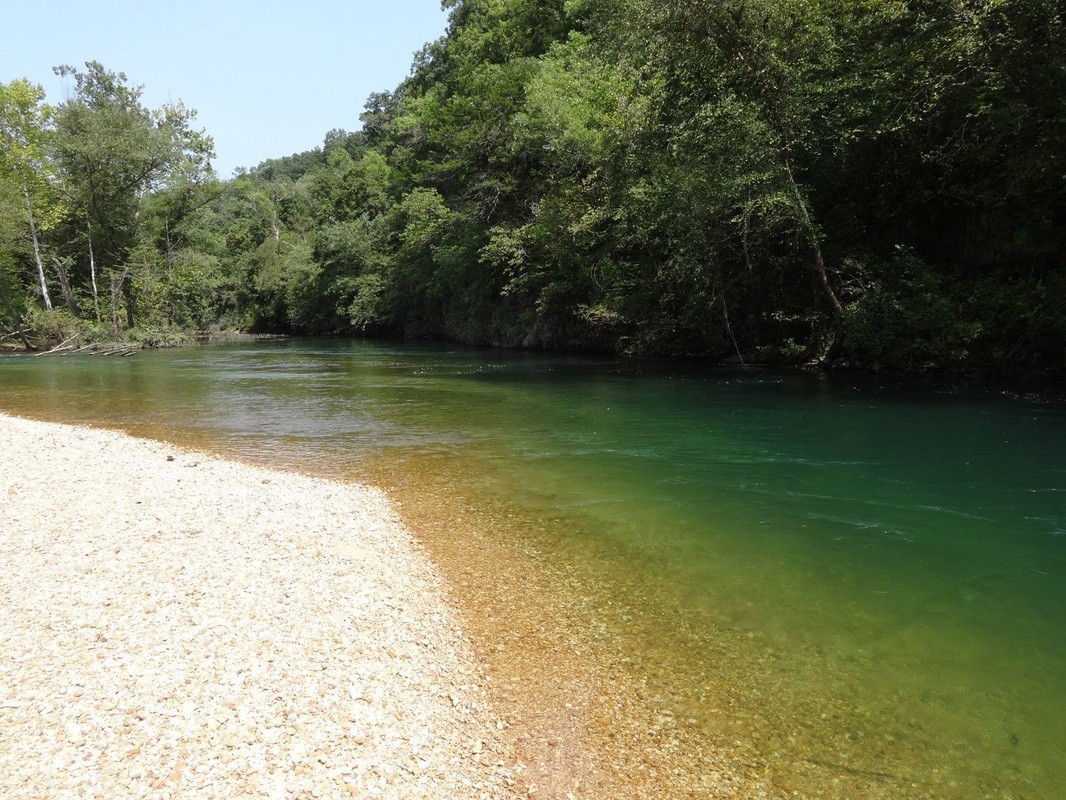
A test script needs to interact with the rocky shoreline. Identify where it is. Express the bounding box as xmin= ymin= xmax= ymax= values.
xmin=0 ymin=414 xmax=521 ymax=799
